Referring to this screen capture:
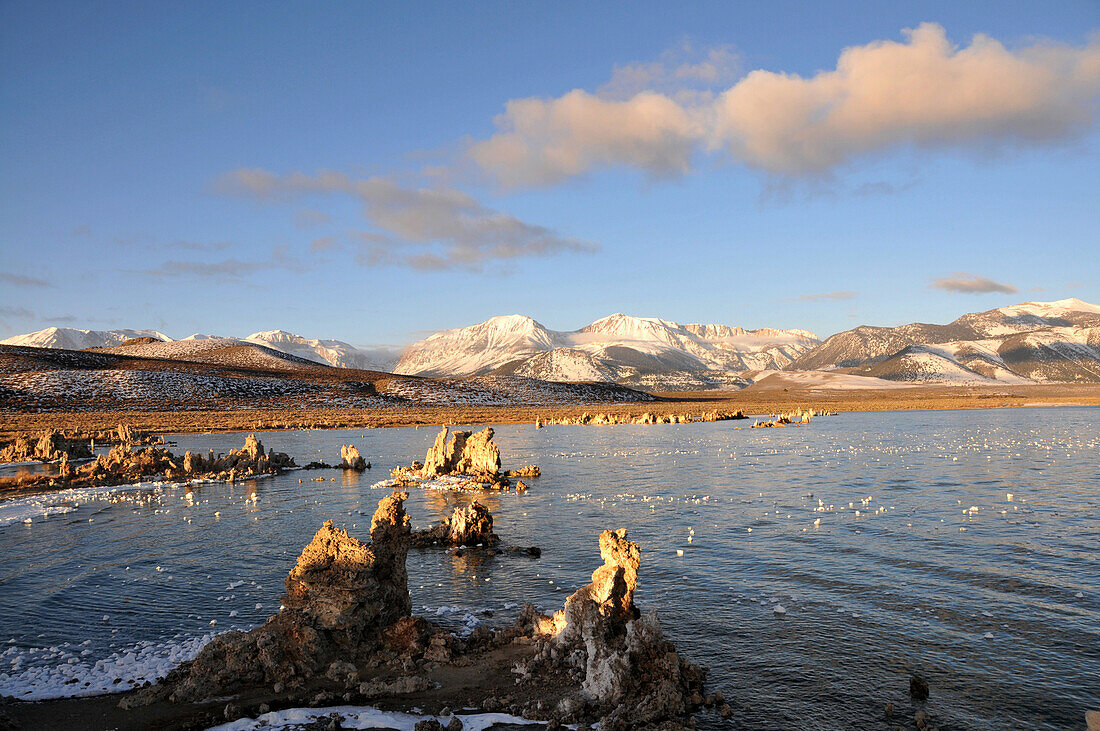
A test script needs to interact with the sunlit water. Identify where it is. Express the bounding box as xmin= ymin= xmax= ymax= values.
xmin=1 ymin=407 xmax=1098 ymax=729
